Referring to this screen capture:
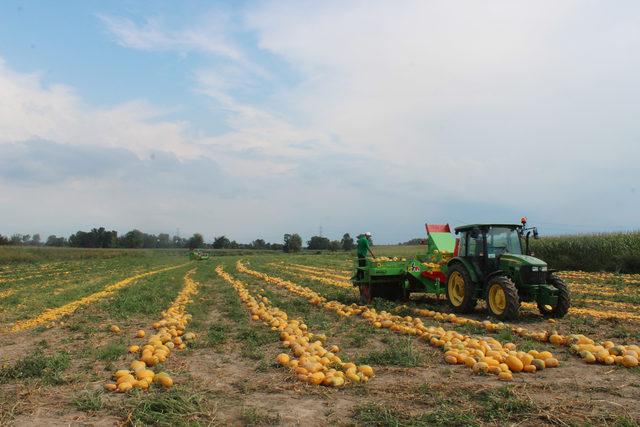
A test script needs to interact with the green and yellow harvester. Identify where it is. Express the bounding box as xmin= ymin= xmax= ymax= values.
xmin=352 ymin=219 xmax=570 ymax=320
